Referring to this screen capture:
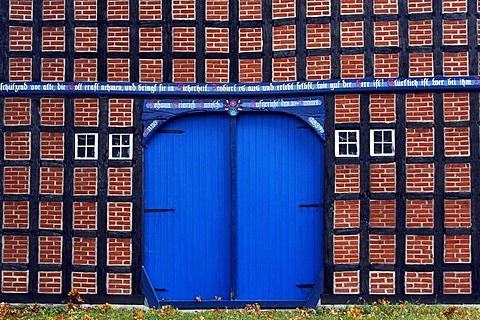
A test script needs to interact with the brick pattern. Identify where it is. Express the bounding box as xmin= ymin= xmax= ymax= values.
xmin=2 ymin=236 xmax=29 ymax=263
xmin=75 ymin=27 xmax=98 ymax=52
xmin=272 ymin=57 xmax=296 ymax=82
xmin=376 ymin=19 xmax=397 ymax=44
xmin=108 ymin=168 xmax=132 ymax=196
xmin=107 ymin=238 xmax=132 ymax=266
xmin=3 ymin=202 xmax=29 ymax=229
xmin=4 ymin=132 xmax=30 ymax=160
xmin=374 ymin=54 xmax=399 ymax=78
xmin=2 ymin=0 xmax=148 ymax=299
xmin=39 ymin=202 xmax=63 ymax=230
xmin=0 ymin=100 xmax=134 ymax=298
xmin=75 ymin=0 xmax=97 ymax=20
xmin=107 ymin=273 xmax=132 ymax=295
xmin=370 ymin=235 xmax=395 ymax=264
xmin=40 ymin=132 xmax=64 ymax=160
xmin=374 ymin=0 xmax=398 ymax=14
xmin=335 ymin=165 xmax=360 ymax=193
xmin=406 ymin=163 xmax=434 ymax=193
xmin=7 ymin=0 xmax=468 ymax=87
xmin=370 ymin=272 xmax=395 ymax=294
xmin=73 ymin=237 xmax=97 ymax=265
xmin=334 ymin=235 xmax=359 ymax=264
xmin=444 ymin=272 xmax=471 ymax=294
xmin=334 ymin=89 xmax=474 ymax=297
xmin=41 ymin=58 xmax=65 ymax=81
xmin=405 ymin=272 xmax=433 ymax=294
xmin=38 ymin=271 xmax=62 ymax=294
xmin=72 ymin=272 xmax=97 ymax=294
xmin=306 ymin=56 xmax=331 ymax=80
xmin=140 ymin=59 xmax=163 ymax=82
xmin=38 ymin=236 xmax=62 ymax=264
xmin=108 ymin=202 xmax=133 ymax=231
xmin=42 ymin=27 xmax=65 ymax=51
xmin=406 ymin=200 xmax=434 ymax=228
xmin=370 ymin=163 xmax=396 ymax=193
xmin=4 ymin=167 xmax=30 ymax=194
xmin=206 ymin=0 xmax=228 ymax=20
xmin=408 ymin=0 xmax=432 ymax=13
xmin=74 ymin=58 xmax=97 ymax=81
xmin=205 ymin=59 xmax=229 ymax=83
xmin=206 ymin=28 xmax=229 ymax=53
xmin=73 ymin=202 xmax=97 ymax=230
xmin=2 ymin=271 xmax=29 ymax=293
xmin=370 ymin=200 xmax=395 ymax=228
xmin=43 ymin=0 xmax=65 ymax=20
xmin=40 ymin=167 xmax=64 ymax=195
xmin=108 ymin=58 xmax=130 ymax=82
xmin=74 ymin=168 xmax=97 ymax=196
xmin=139 ymin=27 xmax=162 ymax=52
xmin=334 ymin=200 xmax=360 ymax=229
xmin=109 ymin=99 xmax=133 ymax=127
xmin=9 ymin=26 xmax=32 ymax=51
xmin=445 ymin=199 xmax=471 ymax=228
xmin=406 ymin=235 xmax=434 ymax=264
xmin=406 ymin=128 xmax=434 ymax=157
xmin=9 ymin=0 xmax=33 ymax=20
xmin=334 ymin=271 xmax=359 ymax=294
